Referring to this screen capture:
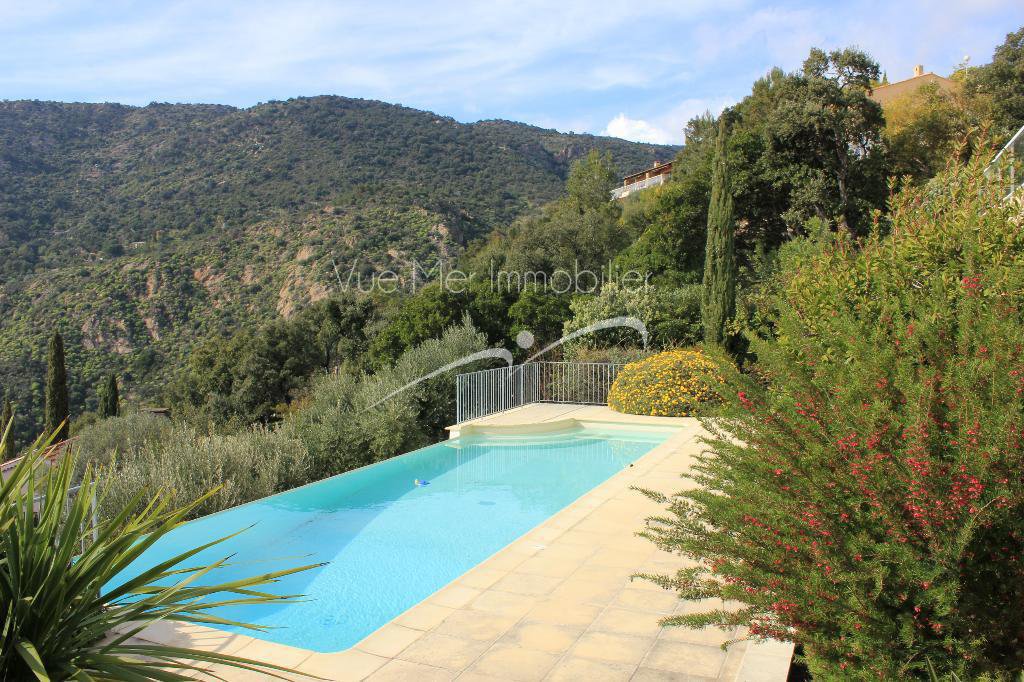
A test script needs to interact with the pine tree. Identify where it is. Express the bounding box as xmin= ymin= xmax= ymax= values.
xmin=701 ymin=116 xmax=737 ymax=347
xmin=45 ymin=331 xmax=69 ymax=441
xmin=99 ymin=374 xmax=120 ymax=418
